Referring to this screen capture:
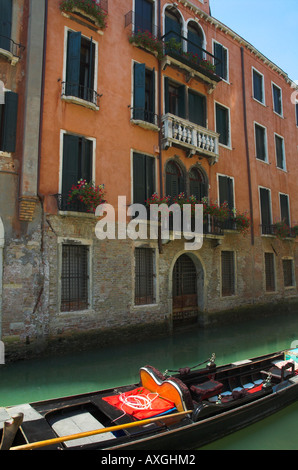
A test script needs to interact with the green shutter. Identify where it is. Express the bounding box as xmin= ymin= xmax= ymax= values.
xmin=133 ymin=153 xmax=146 ymax=204
xmin=164 ymin=77 xmax=169 ymax=114
xmin=80 ymin=138 xmax=92 ymax=182
xmin=0 ymin=0 xmax=12 ymax=51
xmin=260 ymin=188 xmax=271 ymax=227
xmin=134 ymin=63 xmax=146 ymax=120
xmin=1 ymin=91 xmax=18 ymax=152
xmin=255 ymin=125 xmax=265 ymax=161
xmin=216 ymin=104 xmax=229 ymax=146
xmin=62 ymin=134 xmax=80 ymax=195
xmin=219 ymin=175 xmax=233 ymax=210
xmin=188 ymin=91 xmax=206 ymax=127
xmin=280 ymin=194 xmax=290 ymax=226
xmin=66 ymin=31 xmax=81 ymax=97
xmin=214 ymin=43 xmax=227 ymax=80
xmin=146 ymin=155 xmax=155 ymax=200
xmin=178 ymin=85 xmax=185 ymax=119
